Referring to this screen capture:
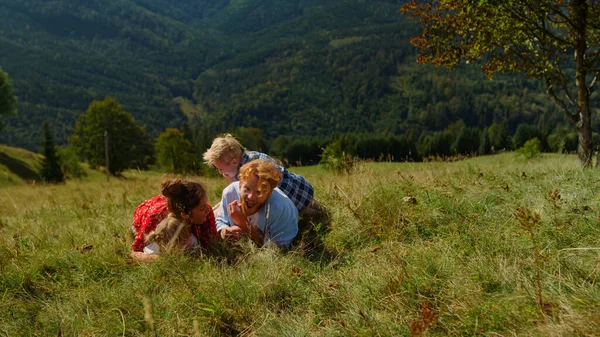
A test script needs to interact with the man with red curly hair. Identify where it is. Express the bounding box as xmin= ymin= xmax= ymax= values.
xmin=216 ymin=159 xmax=298 ymax=248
